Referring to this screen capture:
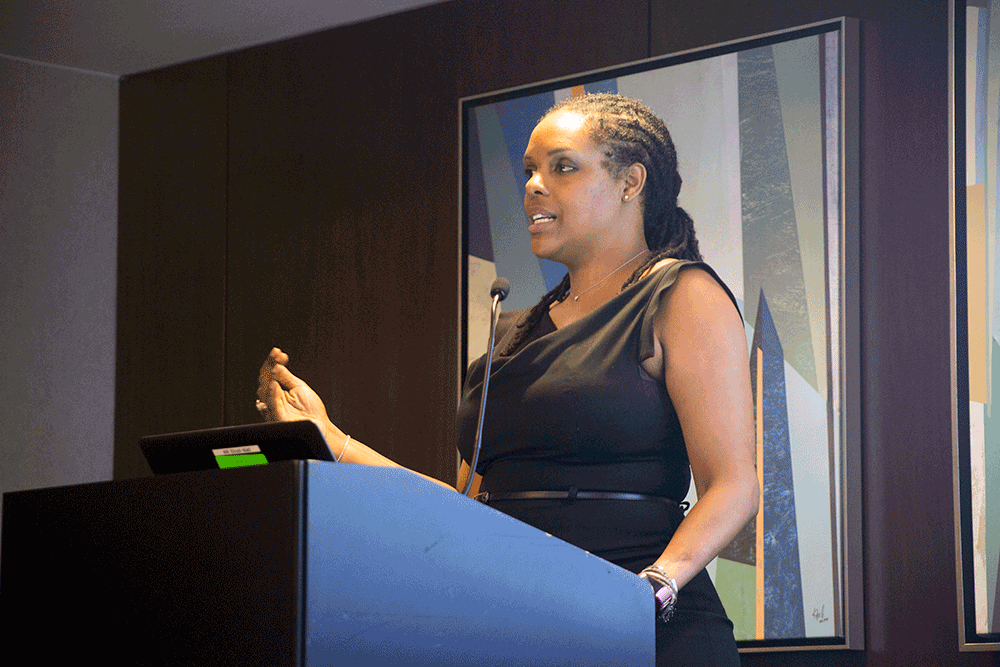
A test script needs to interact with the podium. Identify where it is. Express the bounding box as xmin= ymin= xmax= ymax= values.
xmin=1 ymin=461 xmax=653 ymax=665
